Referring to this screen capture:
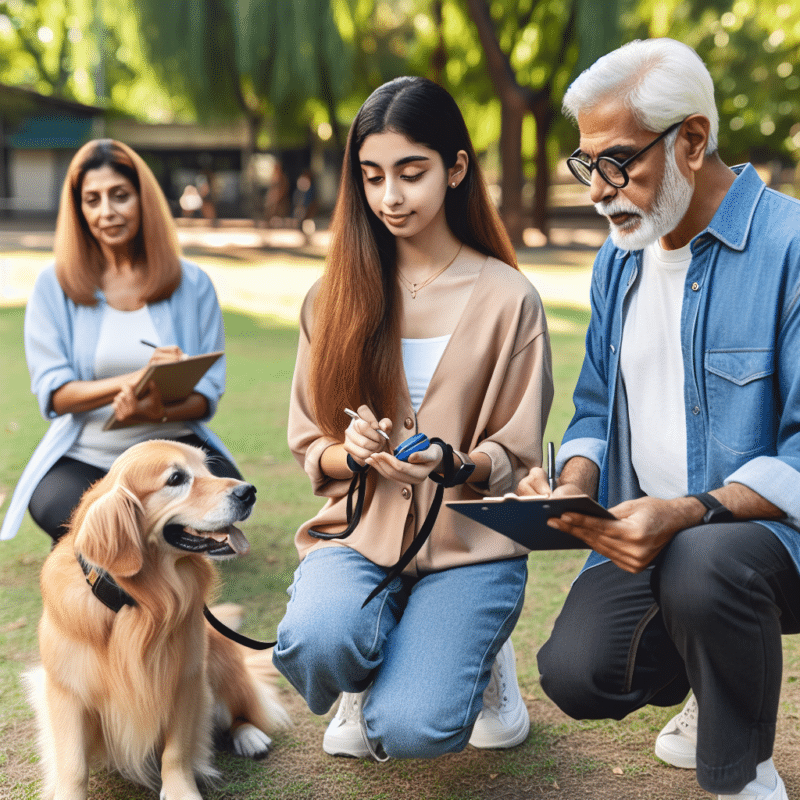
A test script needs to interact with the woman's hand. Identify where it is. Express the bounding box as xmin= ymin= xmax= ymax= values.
xmin=343 ymin=404 xmax=392 ymax=467
xmin=127 ymin=346 xmax=186 ymax=391
xmin=147 ymin=345 xmax=186 ymax=365
xmin=366 ymin=444 xmax=444 ymax=486
xmin=112 ymin=379 xmax=166 ymax=423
